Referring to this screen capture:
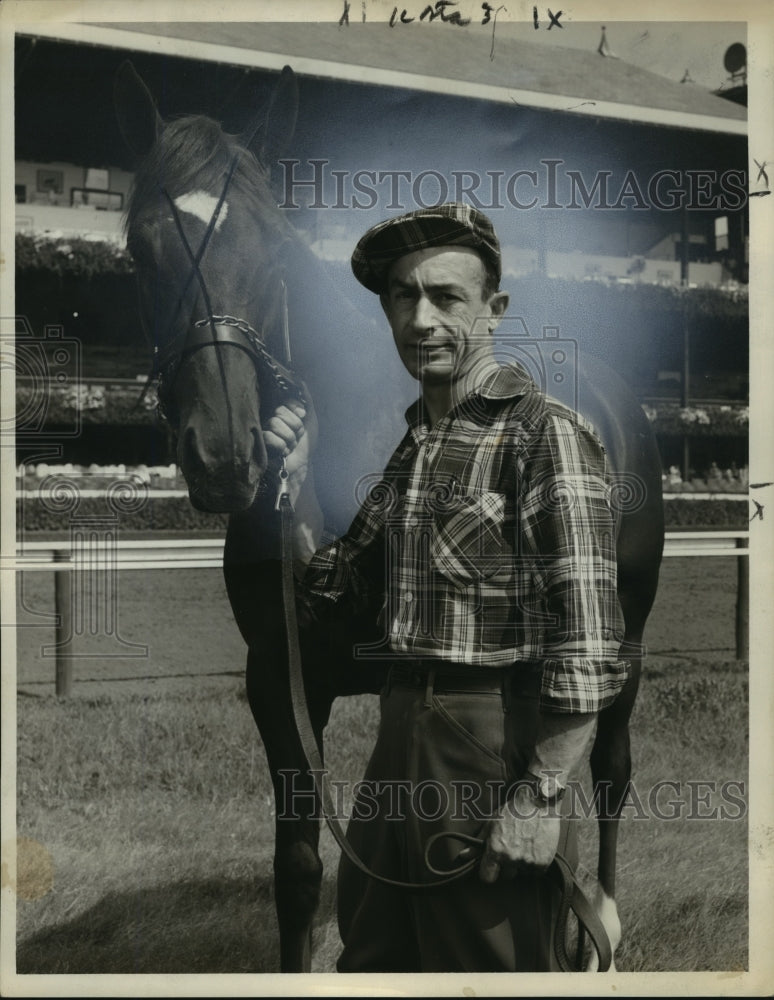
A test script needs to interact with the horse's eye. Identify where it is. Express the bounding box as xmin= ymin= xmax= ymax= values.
xmin=127 ymin=221 xmax=157 ymax=265
xmin=126 ymin=237 xmax=142 ymax=261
